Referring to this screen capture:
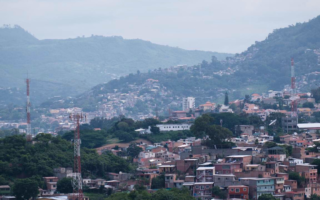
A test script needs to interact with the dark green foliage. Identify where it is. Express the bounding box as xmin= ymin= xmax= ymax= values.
xmin=263 ymin=141 xmax=277 ymax=148
xmin=313 ymin=112 xmax=320 ymax=122
xmin=302 ymin=102 xmax=315 ymax=108
xmin=0 ymin=129 xmax=19 ymax=138
xmin=191 ymin=114 xmax=233 ymax=147
xmin=289 ymin=172 xmax=305 ymax=187
xmin=117 ymin=131 xmax=135 ymax=142
xmin=106 ymin=187 xmax=195 ymax=200
xmin=0 ymin=134 xmax=131 ymax=182
xmin=62 ymin=130 xmax=108 ymax=148
xmin=150 ymin=126 xmax=160 ymax=134
xmin=127 ymin=143 xmax=143 ymax=159
xmin=13 ymin=178 xmax=39 ymax=200
xmin=312 ymin=87 xmax=320 ymax=103
xmin=224 ymin=92 xmax=229 ymax=106
xmin=90 ymin=117 xmax=120 ymax=130
xmin=57 ymin=178 xmax=73 ymax=193
xmin=212 ymin=186 xmax=226 ymax=199
xmin=0 ymin=176 xmax=8 ymax=185
xmin=310 ymin=194 xmax=320 ymax=200
xmin=151 ymin=174 xmax=165 ymax=189
xmin=258 ymin=194 xmax=277 ymax=200
xmin=312 ymin=159 xmax=320 ymax=174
